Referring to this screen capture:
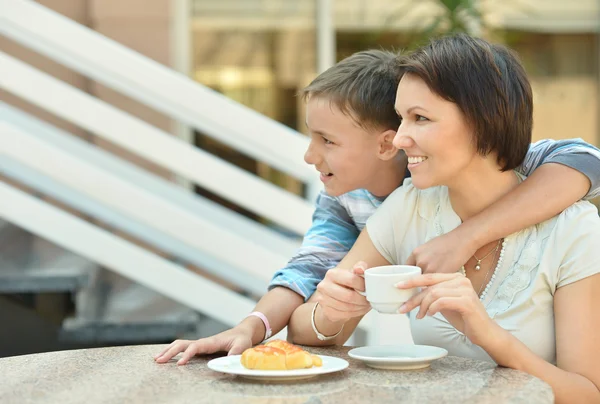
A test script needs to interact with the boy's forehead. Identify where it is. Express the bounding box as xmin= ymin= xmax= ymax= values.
xmin=306 ymin=96 xmax=364 ymax=129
